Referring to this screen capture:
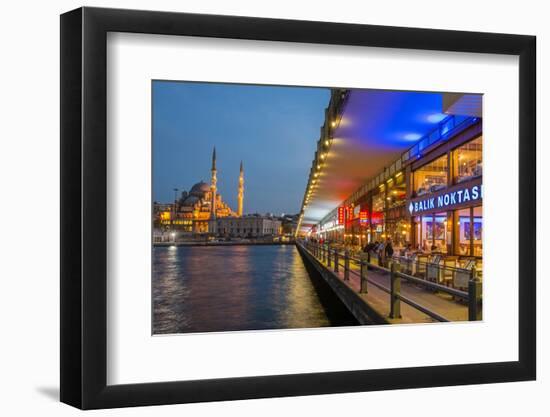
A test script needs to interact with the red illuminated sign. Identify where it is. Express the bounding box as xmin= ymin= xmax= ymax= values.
xmin=348 ymin=206 xmax=353 ymax=223
xmin=371 ymin=211 xmax=383 ymax=223
xmin=359 ymin=210 xmax=369 ymax=224
xmin=338 ymin=206 xmax=345 ymax=225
